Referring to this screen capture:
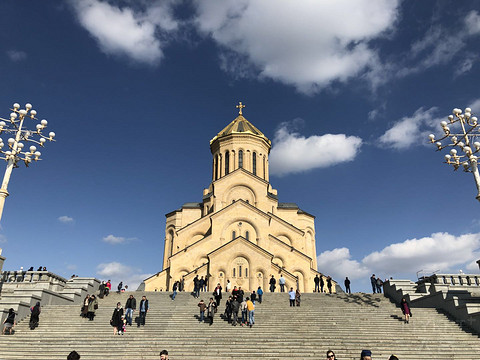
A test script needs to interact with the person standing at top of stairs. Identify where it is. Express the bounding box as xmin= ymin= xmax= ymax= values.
xmin=344 ymin=277 xmax=351 ymax=294
xmin=314 ymin=275 xmax=320 ymax=292
xmin=279 ymin=275 xmax=286 ymax=292
xmin=269 ymin=275 xmax=276 ymax=292
xmin=370 ymin=275 xmax=377 ymax=293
